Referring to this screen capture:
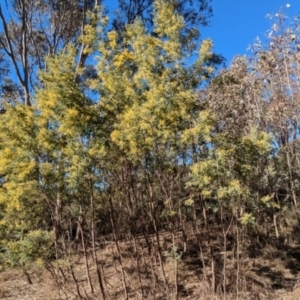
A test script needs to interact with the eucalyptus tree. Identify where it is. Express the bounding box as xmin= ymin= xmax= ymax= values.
xmin=0 ymin=0 xmax=101 ymax=105
xmin=112 ymin=0 xmax=213 ymax=31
